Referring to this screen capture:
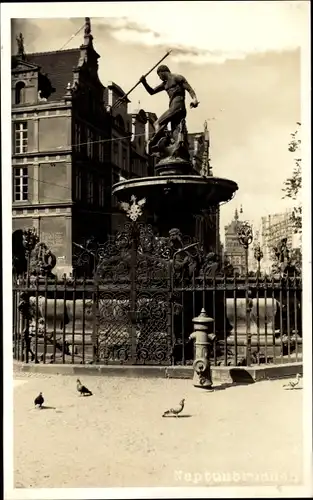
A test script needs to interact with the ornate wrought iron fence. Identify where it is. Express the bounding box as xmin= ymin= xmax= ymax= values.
xmin=12 ymin=220 xmax=302 ymax=366
xmin=13 ymin=272 xmax=302 ymax=367
xmin=13 ymin=206 xmax=303 ymax=369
